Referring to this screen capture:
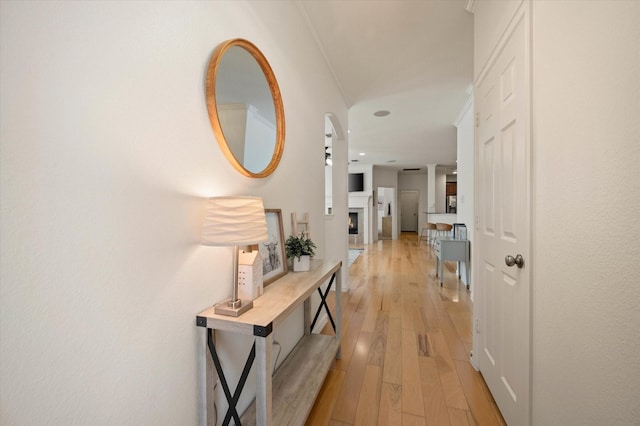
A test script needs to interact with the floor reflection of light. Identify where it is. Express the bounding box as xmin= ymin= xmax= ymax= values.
xmin=355 ymin=340 xmax=367 ymax=356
